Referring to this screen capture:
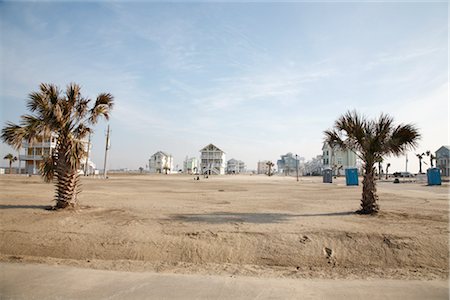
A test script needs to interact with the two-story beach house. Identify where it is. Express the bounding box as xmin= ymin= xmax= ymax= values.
xmin=149 ymin=151 xmax=173 ymax=174
xmin=226 ymin=159 xmax=246 ymax=174
xmin=19 ymin=134 xmax=95 ymax=175
xmin=200 ymin=144 xmax=226 ymax=175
